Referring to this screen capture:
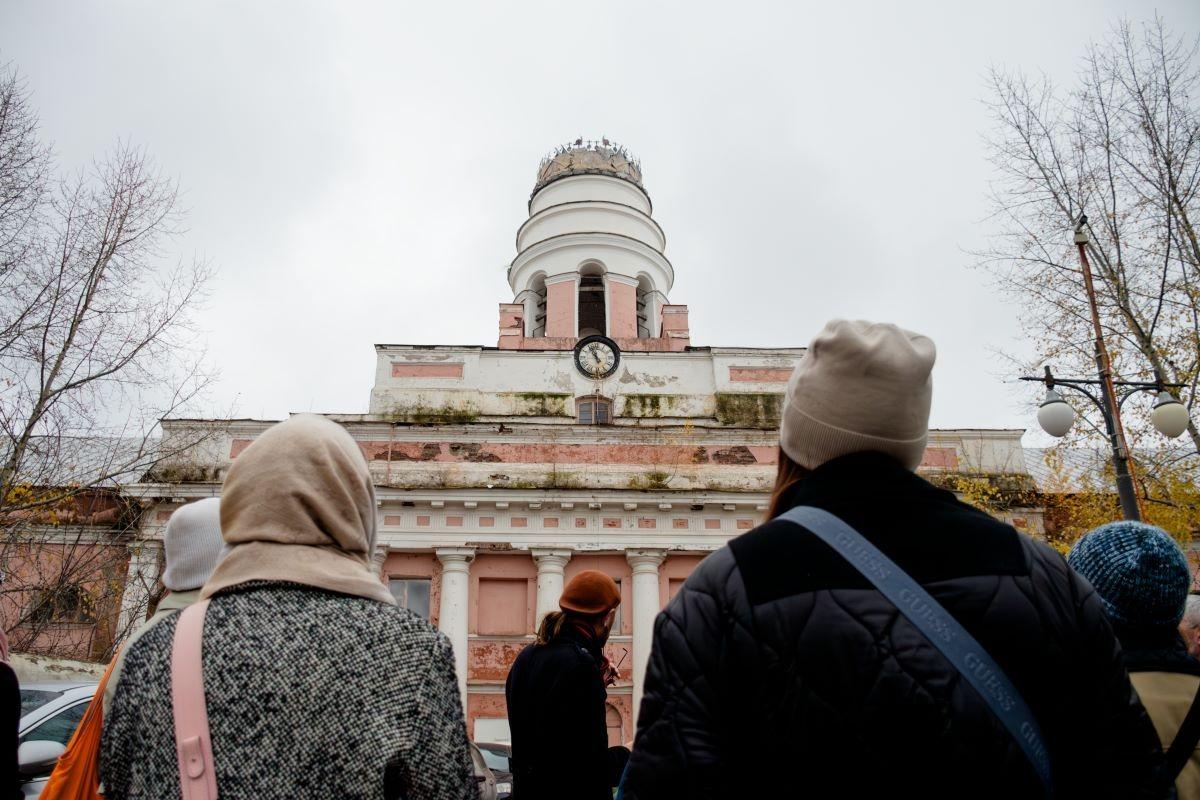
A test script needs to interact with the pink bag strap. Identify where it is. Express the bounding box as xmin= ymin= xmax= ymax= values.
xmin=170 ymin=599 xmax=219 ymax=800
